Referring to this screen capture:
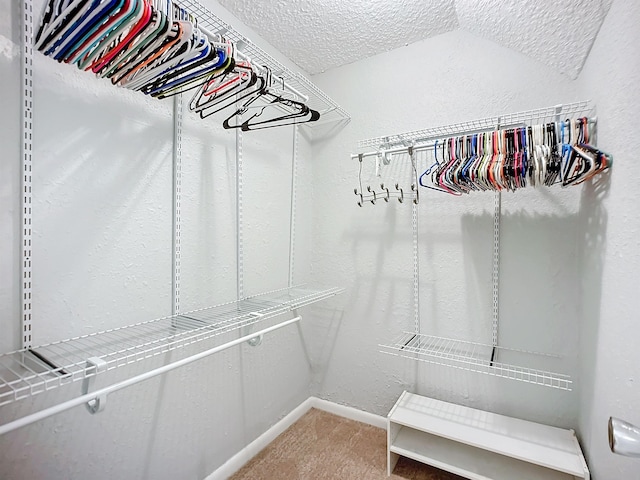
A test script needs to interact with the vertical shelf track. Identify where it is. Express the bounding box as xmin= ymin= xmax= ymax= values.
xmin=491 ymin=116 xmax=502 ymax=363
xmin=288 ymin=126 xmax=299 ymax=288
xmin=491 ymin=192 xmax=501 ymax=364
xmin=21 ymin=0 xmax=34 ymax=348
xmin=236 ymin=123 xmax=244 ymax=301
xmin=412 ymin=200 xmax=420 ymax=335
xmin=172 ymin=95 xmax=183 ymax=316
